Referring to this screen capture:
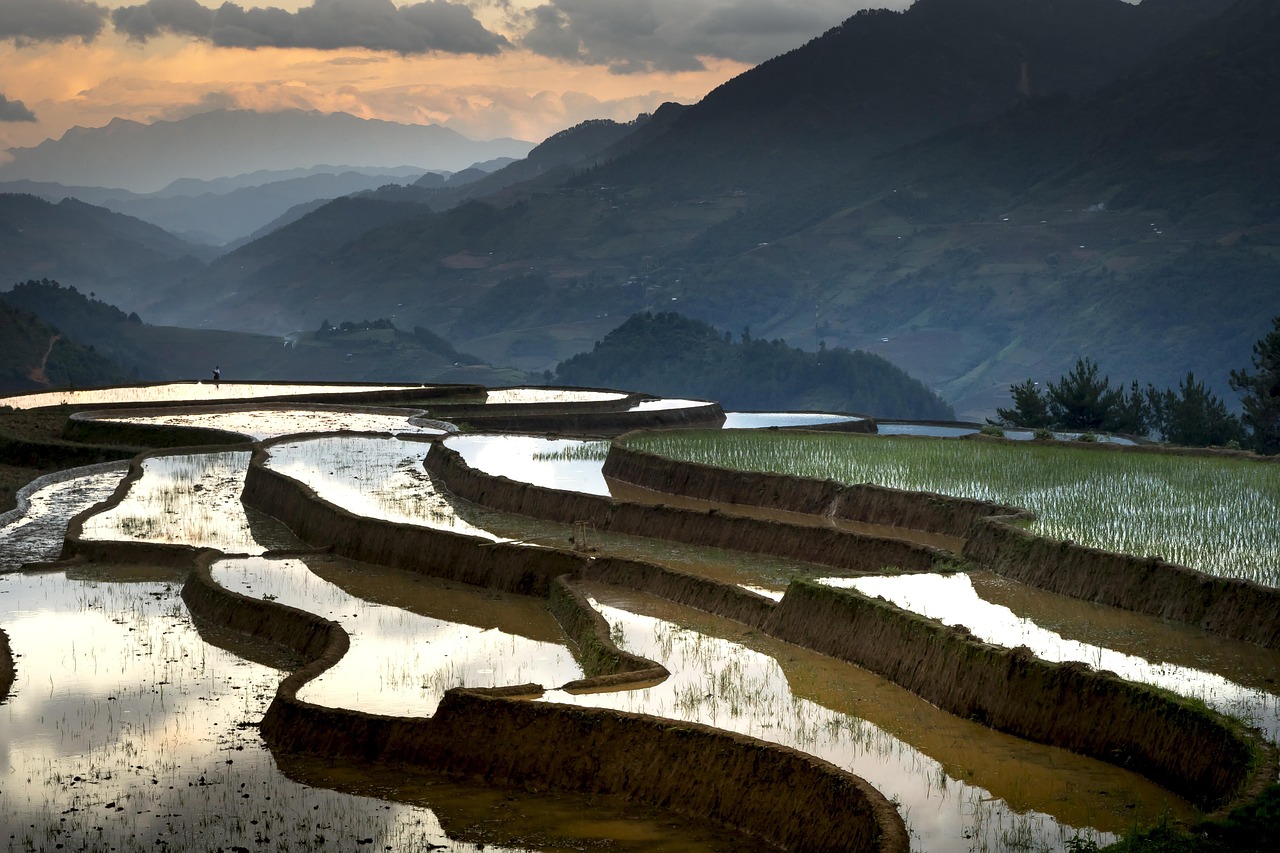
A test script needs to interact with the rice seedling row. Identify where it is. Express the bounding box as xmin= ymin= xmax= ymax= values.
xmin=626 ymin=431 xmax=1280 ymax=585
